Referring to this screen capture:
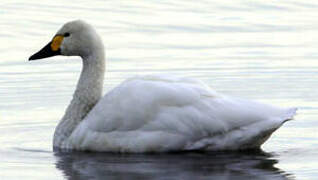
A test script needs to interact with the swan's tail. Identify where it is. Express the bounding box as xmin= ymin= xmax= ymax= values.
xmin=186 ymin=107 xmax=298 ymax=151
xmin=241 ymin=107 xmax=297 ymax=149
xmin=280 ymin=107 xmax=297 ymax=123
